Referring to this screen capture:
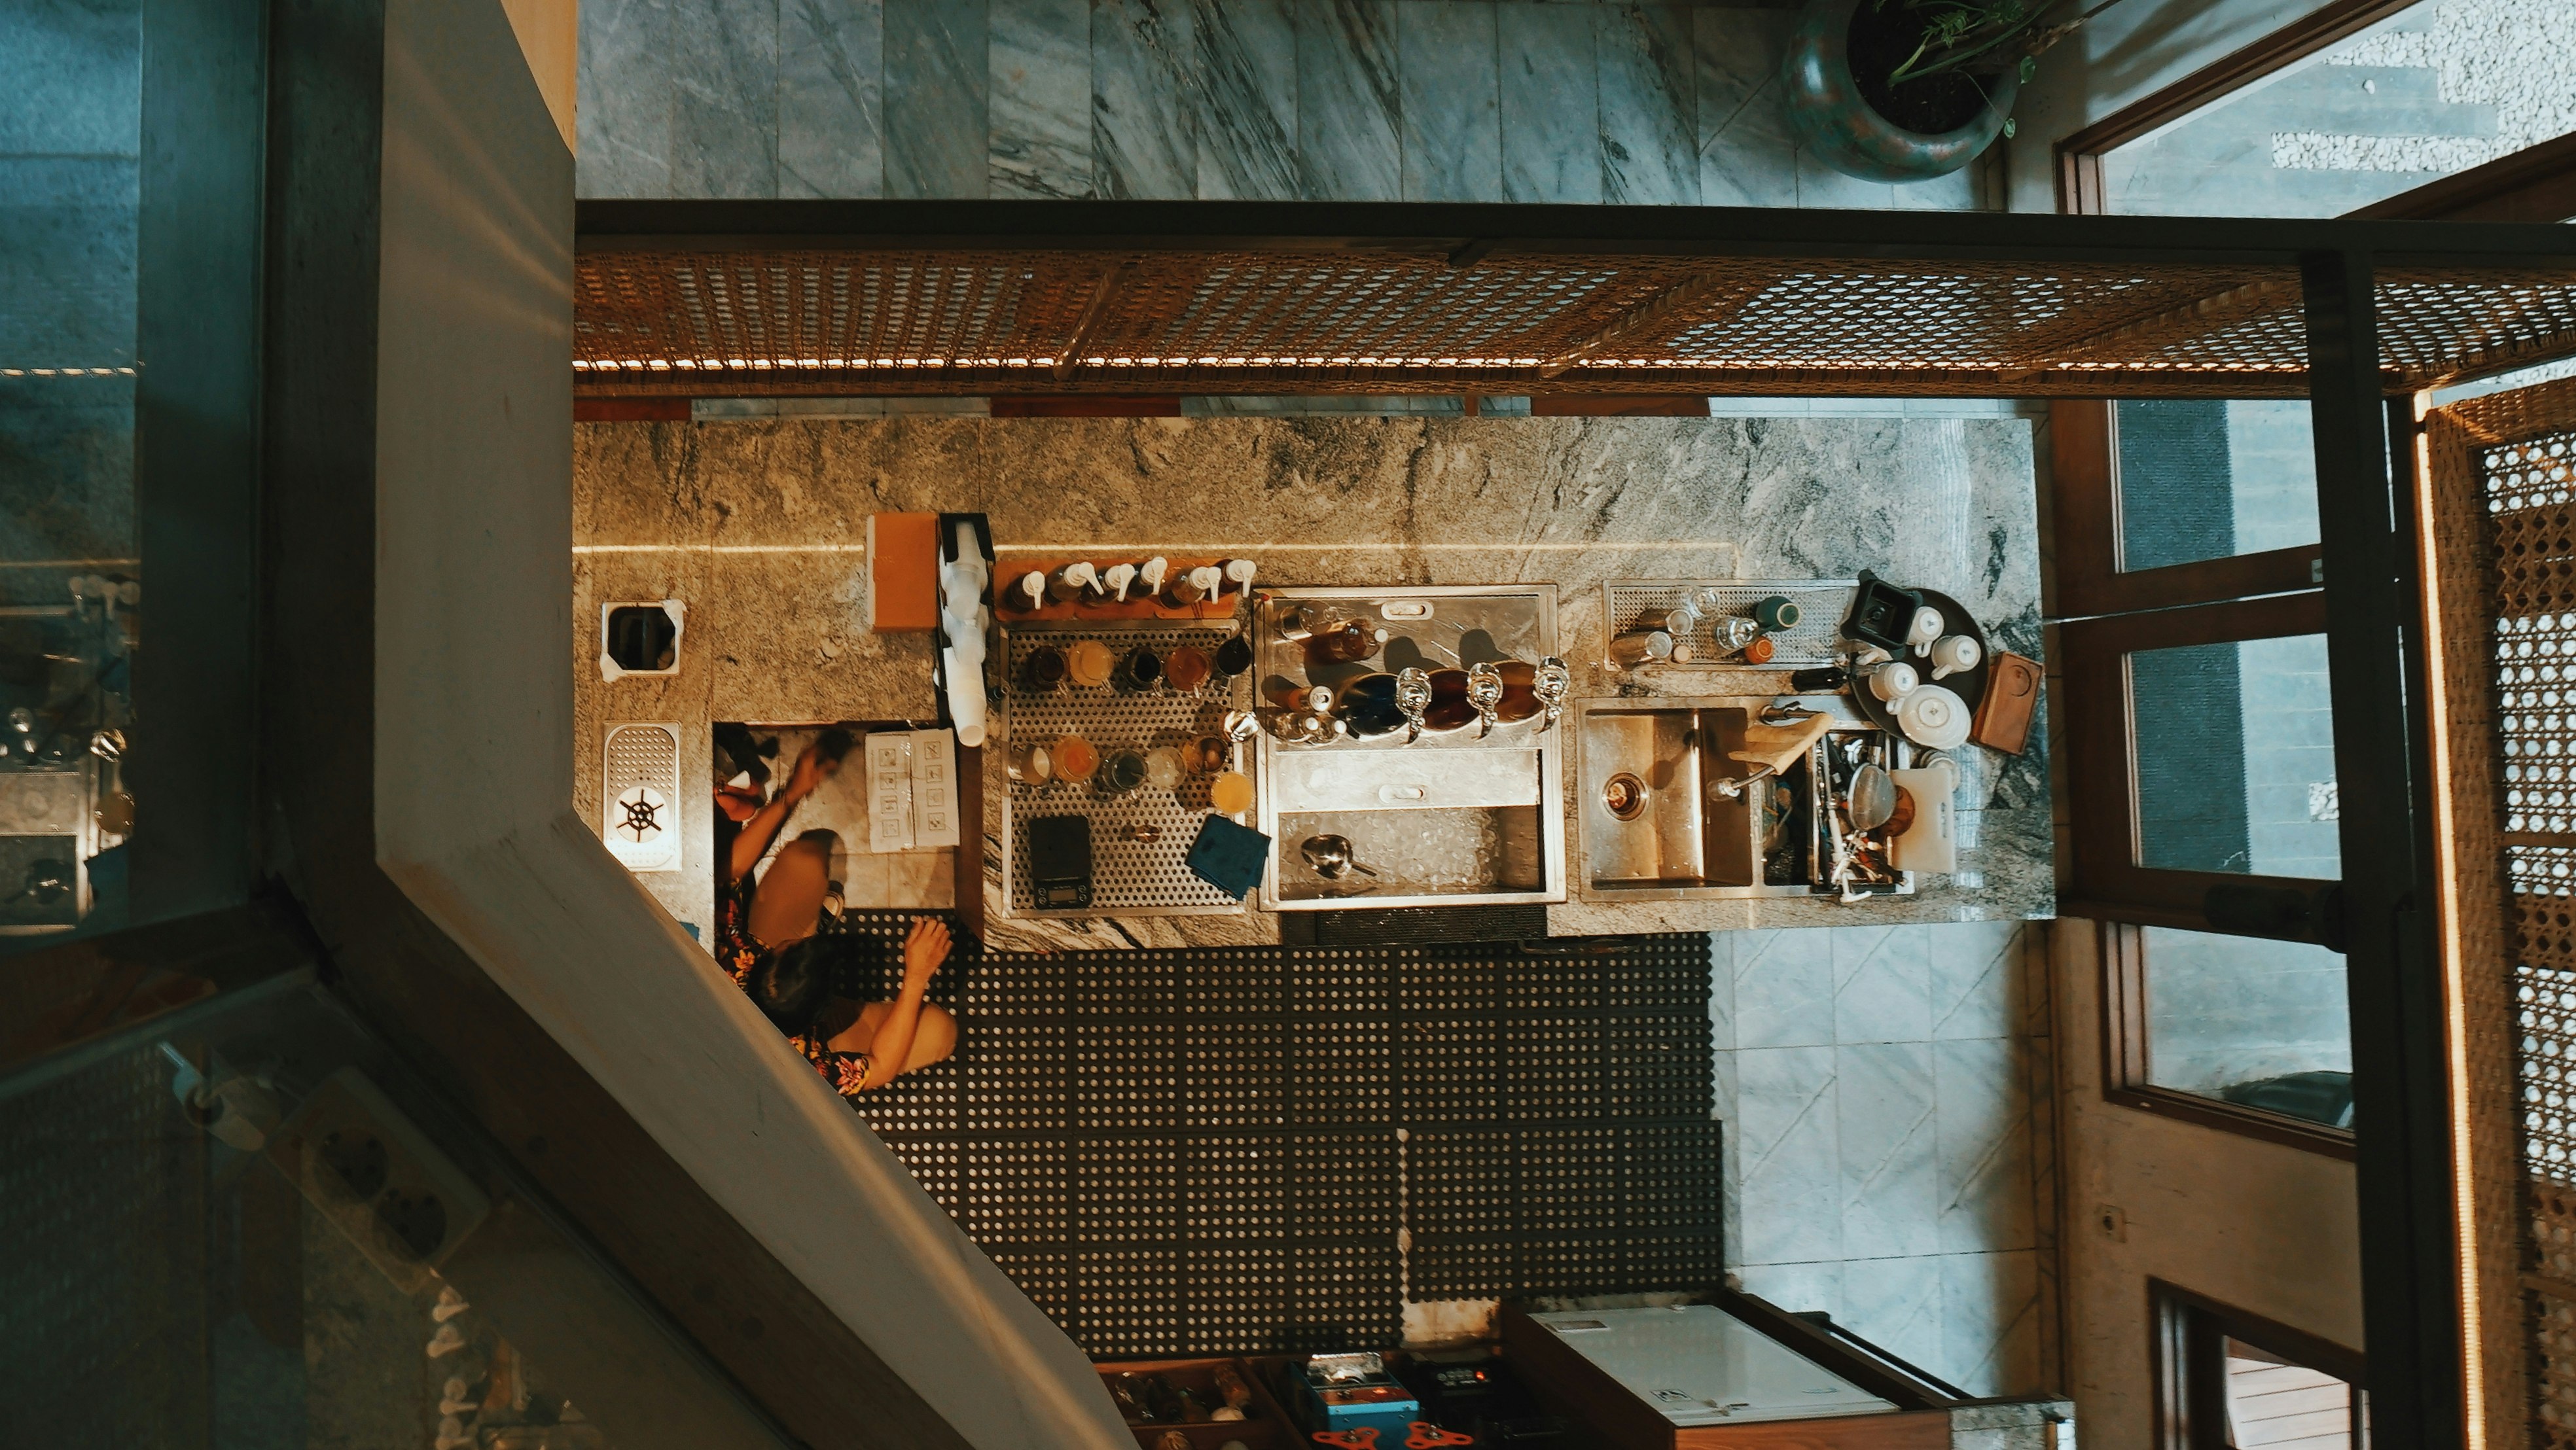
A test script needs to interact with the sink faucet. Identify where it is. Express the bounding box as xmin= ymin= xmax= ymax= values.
xmin=1395 ymin=667 xmax=1433 ymax=743
xmin=1467 ymin=662 xmax=1505 ymax=738
xmin=1706 ymin=764 xmax=1776 ymax=800
xmin=1533 ymin=656 xmax=1571 ymax=733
